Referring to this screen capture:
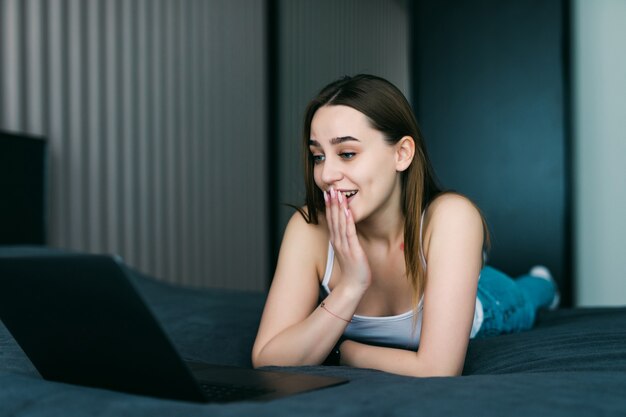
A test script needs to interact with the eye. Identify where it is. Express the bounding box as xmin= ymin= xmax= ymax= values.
xmin=340 ymin=152 xmax=356 ymax=160
xmin=312 ymin=154 xmax=325 ymax=164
